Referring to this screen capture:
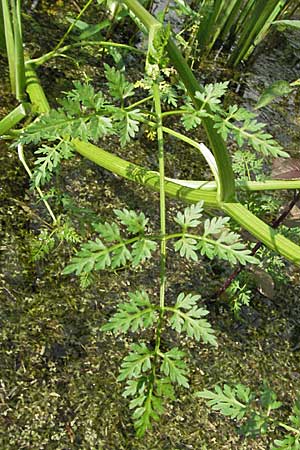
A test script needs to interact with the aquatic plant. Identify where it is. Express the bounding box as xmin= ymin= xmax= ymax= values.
xmin=1 ymin=0 xmax=300 ymax=440
xmin=172 ymin=0 xmax=299 ymax=65
xmin=198 ymin=384 xmax=300 ymax=449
